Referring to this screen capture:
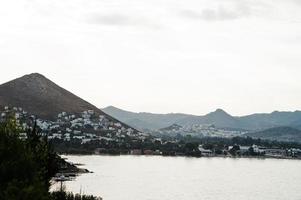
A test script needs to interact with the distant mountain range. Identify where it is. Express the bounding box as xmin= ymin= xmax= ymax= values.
xmin=102 ymin=106 xmax=301 ymax=131
xmin=246 ymin=127 xmax=301 ymax=142
xmin=1 ymin=73 xmax=301 ymax=143
xmin=101 ymin=106 xmax=190 ymax=131
xmin=159 ymin=124 xmax=183 ymax=132
xmin=0 ymin=73 xmax=130 ymax=128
